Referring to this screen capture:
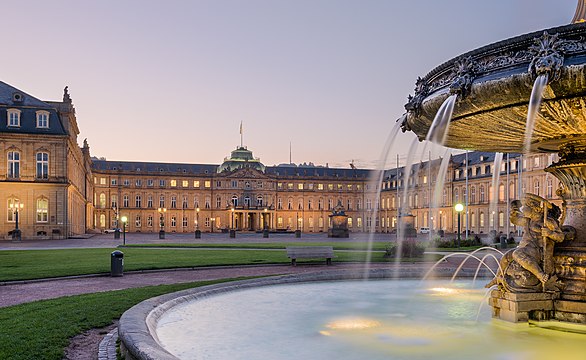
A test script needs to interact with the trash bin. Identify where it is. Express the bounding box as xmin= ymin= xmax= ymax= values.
xmin=195 ymin=229 xmax=201 ymax=239
xmin=229 ymin=229 xmax=236 ymax=238
xmin=111 ymin=250 xmax=124 ymax=277
xmin=114 ymin=229 xmax=120 ymax=239
xmin=263 ymin=229 xmax=269 ymax=238
xmin=295 ymin=230 xmax=301 ymax=238
xmin=499 ymin=235 xmax=507 ymax=250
